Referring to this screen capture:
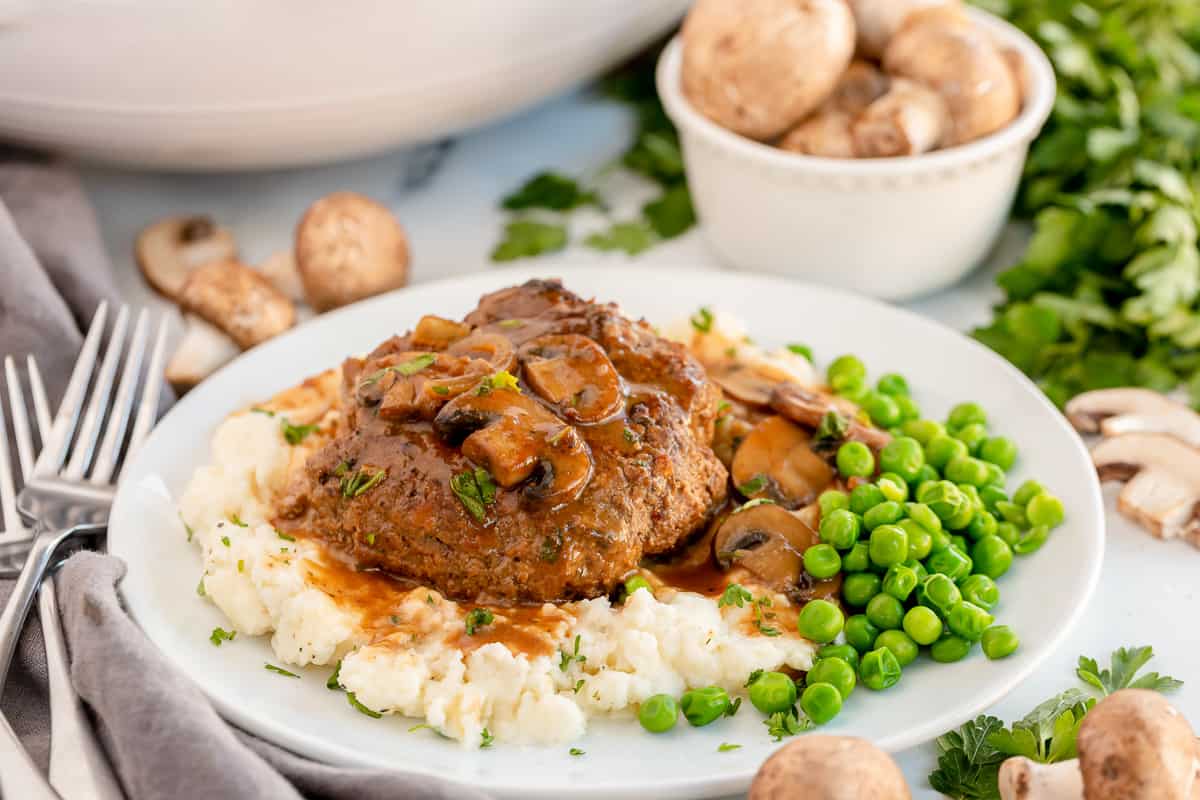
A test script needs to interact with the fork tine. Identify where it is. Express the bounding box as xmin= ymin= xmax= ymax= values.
xmin=26 ymin=355 xmax=52 ymax=446
xmin=64 ymin=305 xmax=129 ymax=481
xmin=3 ymin=357 xmax=34 ymax=480
xmin=34 ymin=302 xmax=109 ymax=477
xmin=0 ymin=403 xmax=22 ymax=538
xmin=126 ymin=314 xmax=169 ymax=459
xmin=89 ymin=310 xmax=149 ymax=485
